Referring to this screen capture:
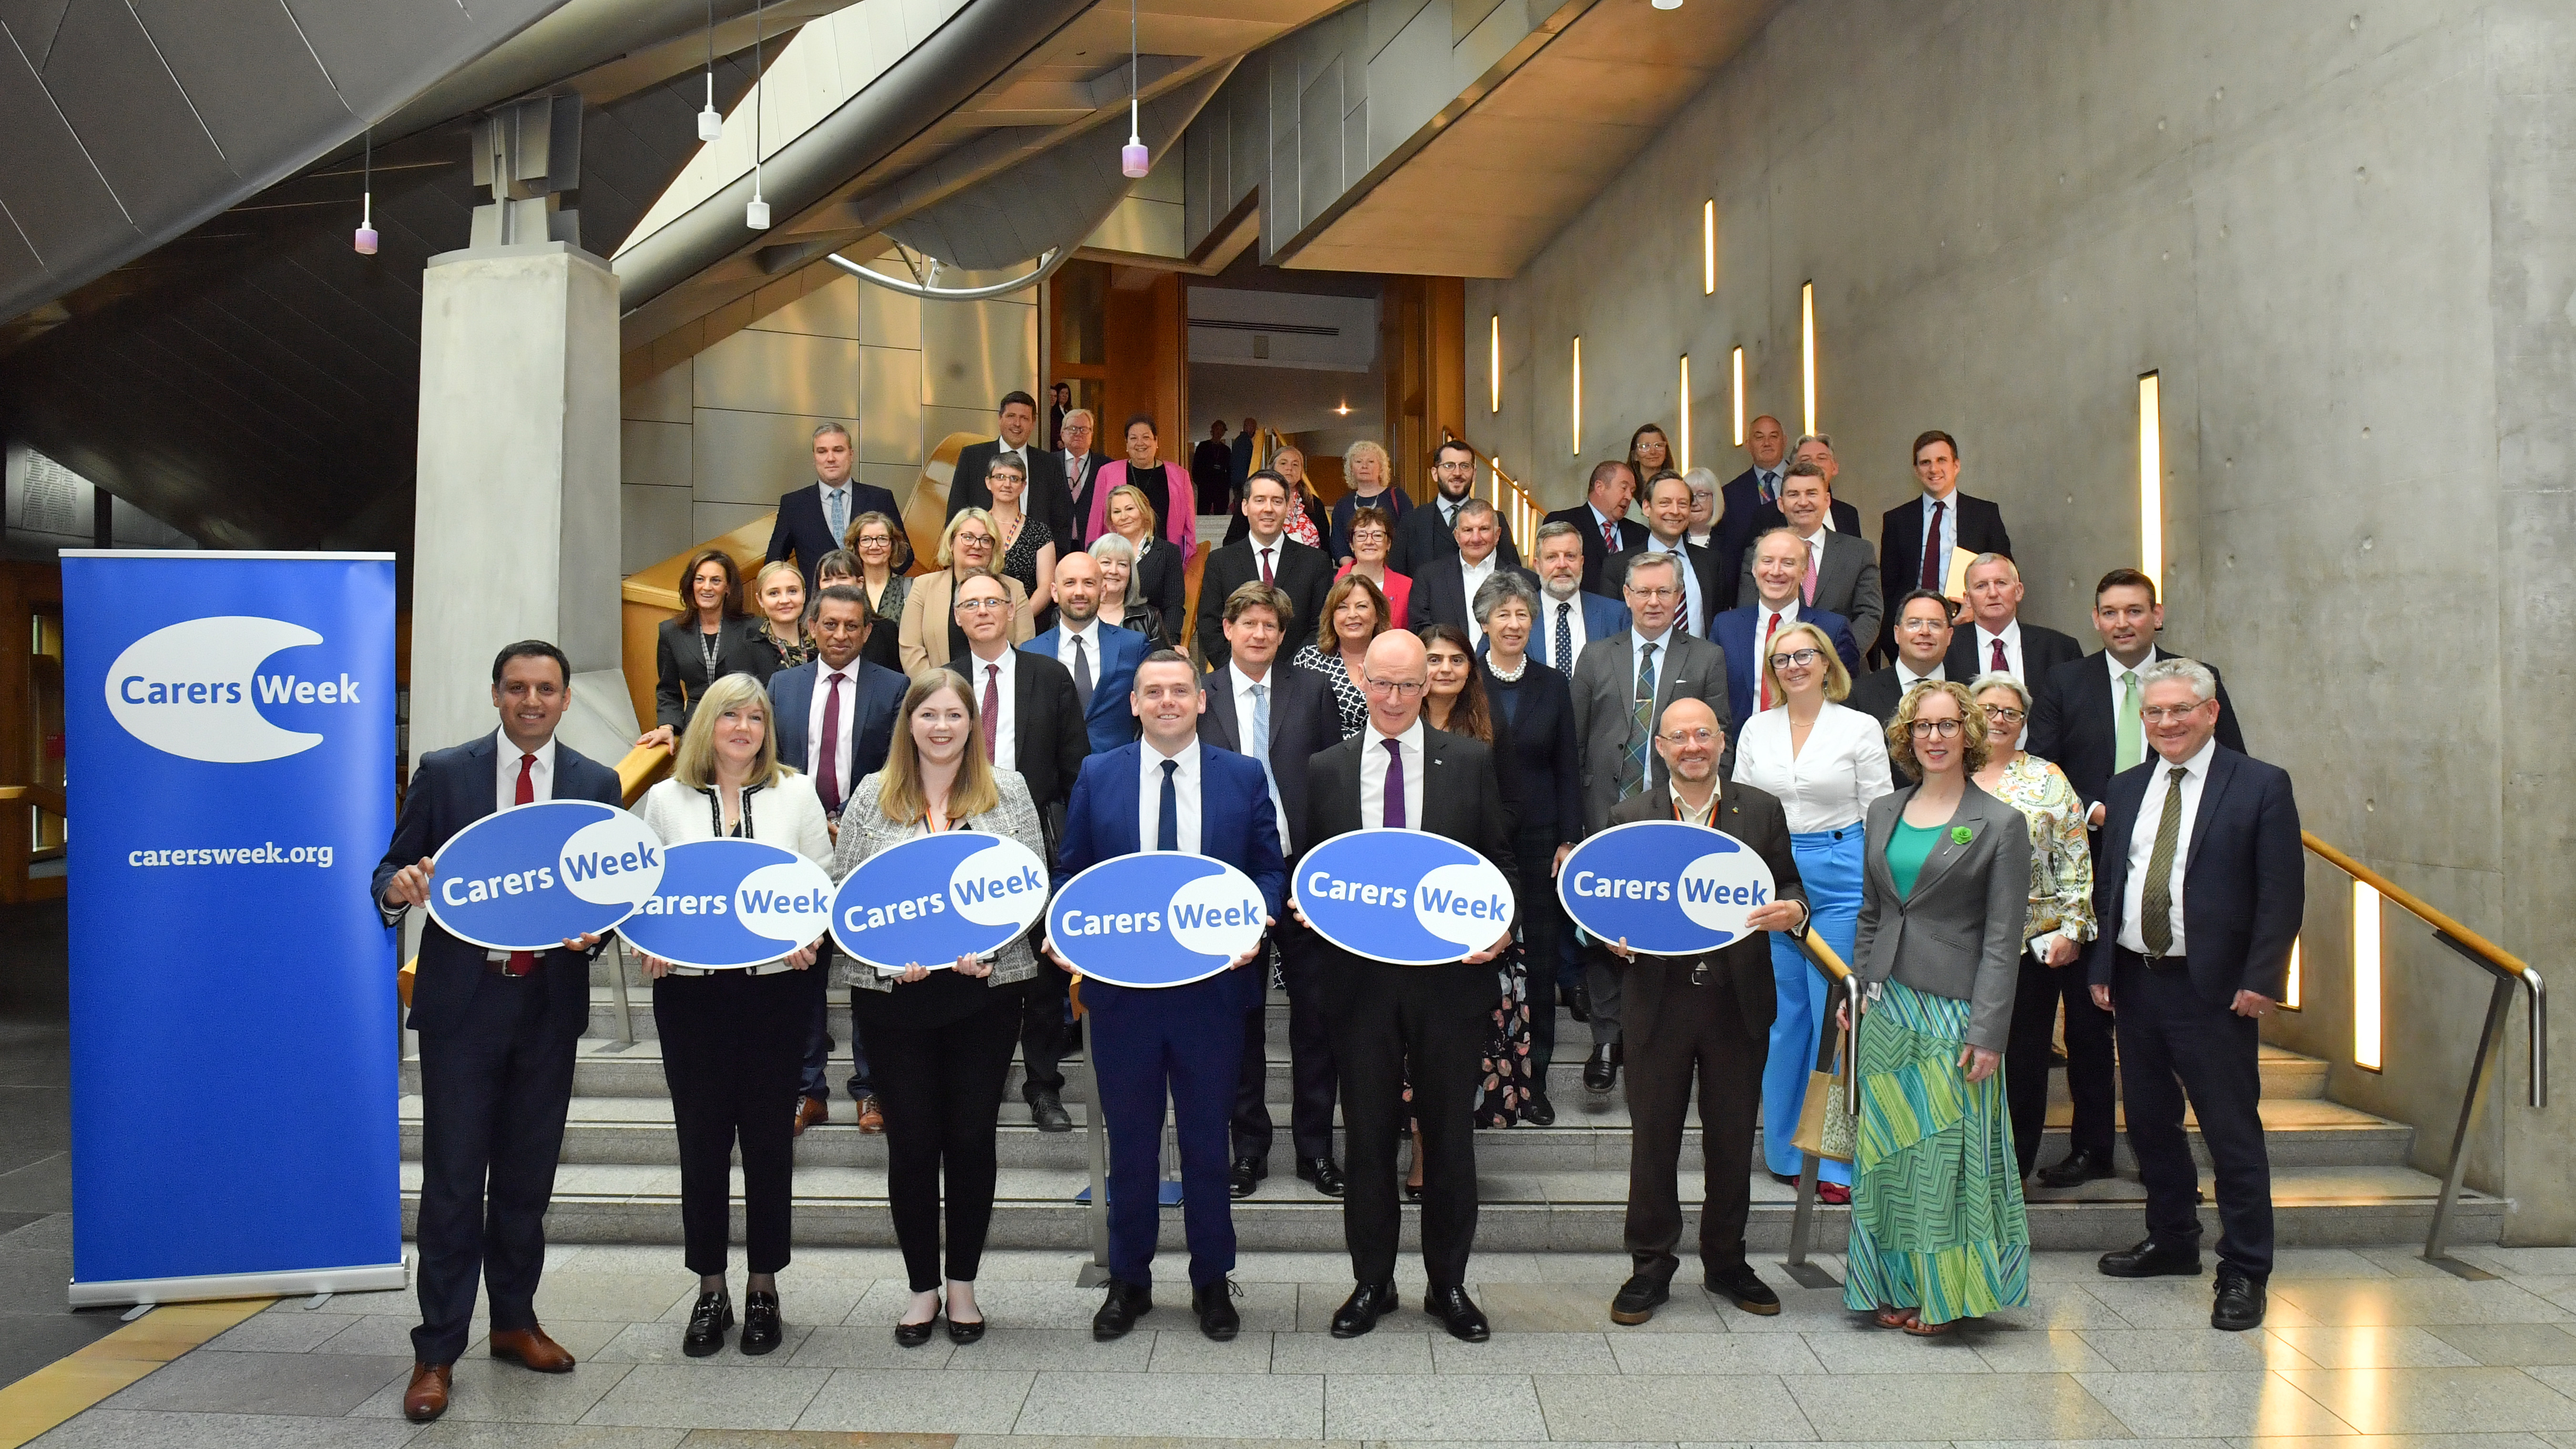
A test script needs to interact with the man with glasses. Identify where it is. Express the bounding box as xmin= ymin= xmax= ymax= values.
xmin=1571 ymin=551 xmax=1728 ymax=1092
xmin=1713 ymin=529 xmax=1862 ymax=727
xmin=1298 ymin=631 xmax=1516 ymax=1343
xmin=1061 ymin=409 xmax=1113 ymax=547
xmin=1393 ymin=439 xmax=1524 ymax=576
xmin=1849 ymin=589 xmax=1954 ymax=725
xmin=1607 ymin=473 xmax=1724 ymax=636
xmin=2086 ymin=659 xmax=2300 ymax=1332
xmin=1591 ymin=697 xmax=1808 ymax=1324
